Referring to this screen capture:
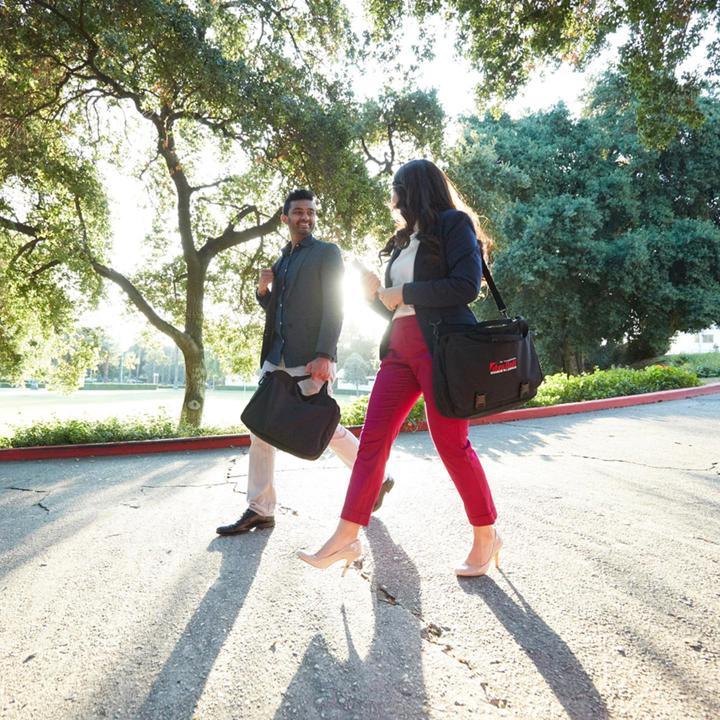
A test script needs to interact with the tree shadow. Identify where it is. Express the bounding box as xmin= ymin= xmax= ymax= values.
xmin=0 ymin=456 xmax=200 ymax=579
xmin=273 ymin=519 xmax=429 ymax=720
xmin=459 ymin=571 xmax=608 ymax=720
xmin=134 ymin=530 xmax=271 ymax=719
xmin=393 ymin=419 xmax=576 ymax=464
